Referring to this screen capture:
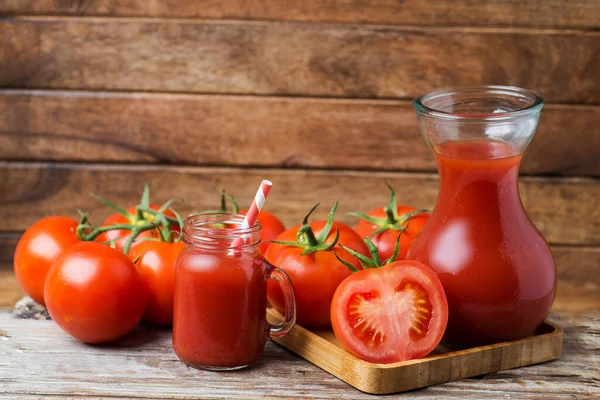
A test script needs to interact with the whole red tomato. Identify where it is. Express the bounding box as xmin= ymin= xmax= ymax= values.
xmin=14 ymin=217 xmax=81 ymax=305
xmin=239 ymin=208 xmax=285 ymax=254
xmin=266 ymin=203 xmax=368 ymax=327
xmin=128 ymin=240 xmax=185 ymax=325
xmin=351 ymin=182 xmax=429 ymax=261
xmin=96 ymin=204 xmax=179 ymax=251
xmin=44 ymin=242 xmax=147 ymax=344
